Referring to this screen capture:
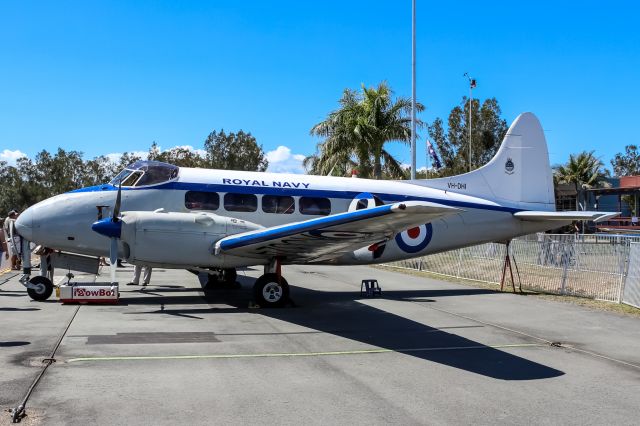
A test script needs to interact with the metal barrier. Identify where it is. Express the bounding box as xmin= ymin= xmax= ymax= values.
xmin=623 ymin=243 xmax=640 ymax=308
xmin=386 ymin=233 xmax=635 ymax=303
